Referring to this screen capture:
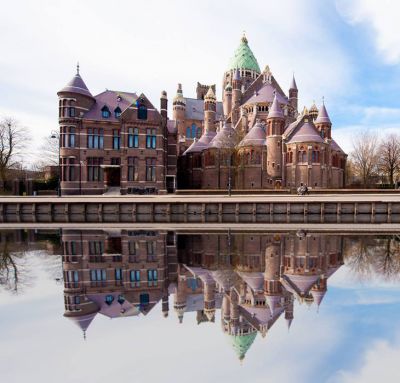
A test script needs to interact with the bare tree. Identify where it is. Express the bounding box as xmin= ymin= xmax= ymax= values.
xmin=349 ymin=132 xmax=379 ymax=188
xmin=378 ymin=133 xmax=400 ymax=187
xmin=33 ymin=133 xmax=59 ymax=171
xmin=0 ymin=117 xmax=30 ymax=184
